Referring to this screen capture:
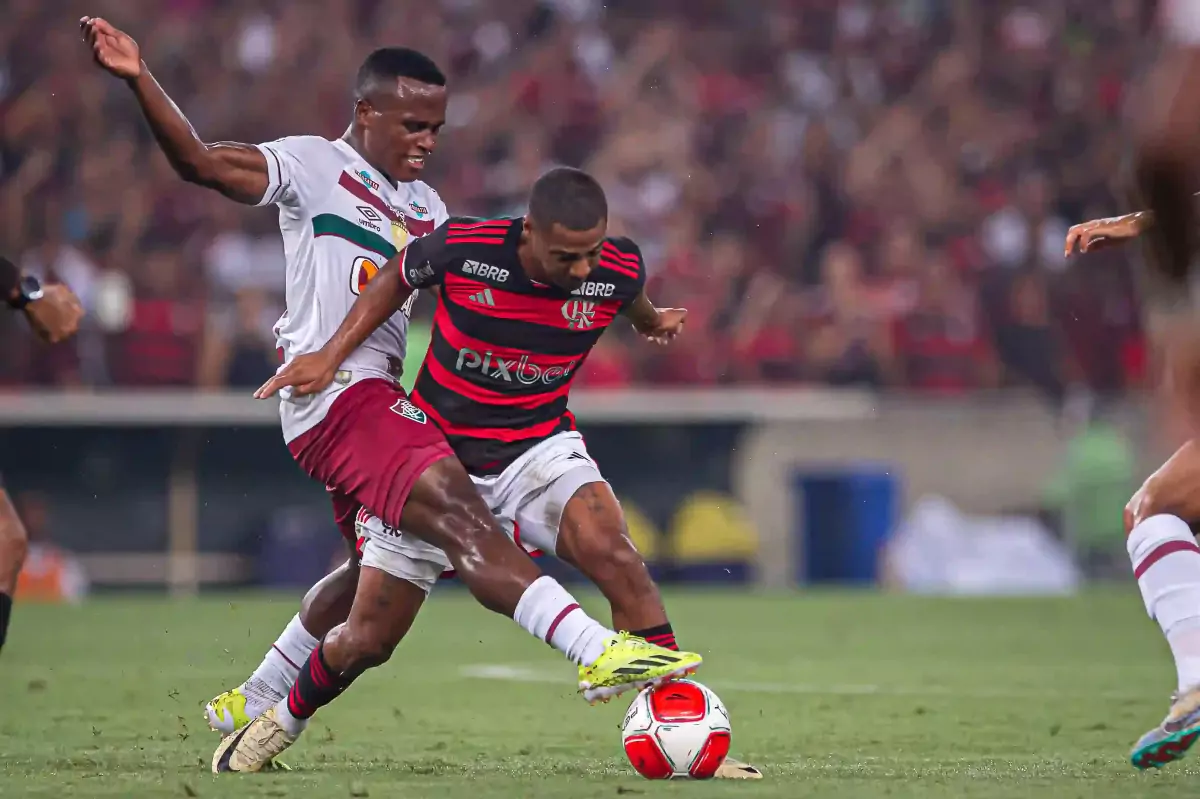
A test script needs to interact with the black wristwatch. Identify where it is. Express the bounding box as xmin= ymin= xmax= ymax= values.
xmin=7 ymin=274 xmax=44 ymax=310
